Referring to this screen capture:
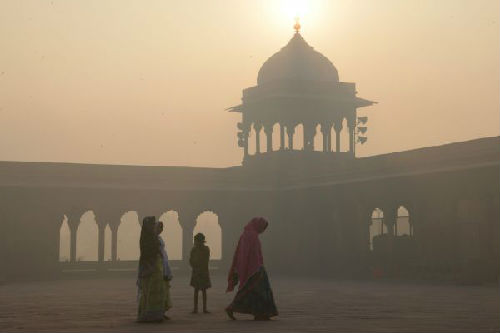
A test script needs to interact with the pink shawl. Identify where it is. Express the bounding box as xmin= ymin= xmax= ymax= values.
xmin=226 ymin=217 xmax=268 ymax=292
